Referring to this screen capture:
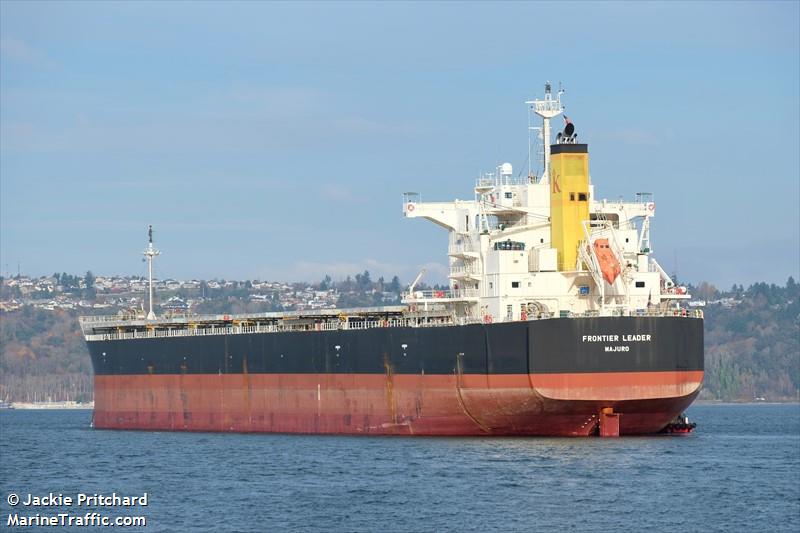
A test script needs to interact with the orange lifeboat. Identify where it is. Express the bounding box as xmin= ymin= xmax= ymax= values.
xmin=593 ymin=239 xmax=621 ymax=285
